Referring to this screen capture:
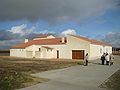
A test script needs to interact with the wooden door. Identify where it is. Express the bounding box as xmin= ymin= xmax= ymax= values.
xmin=72 ymin=50 xmax=84 ymax=59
